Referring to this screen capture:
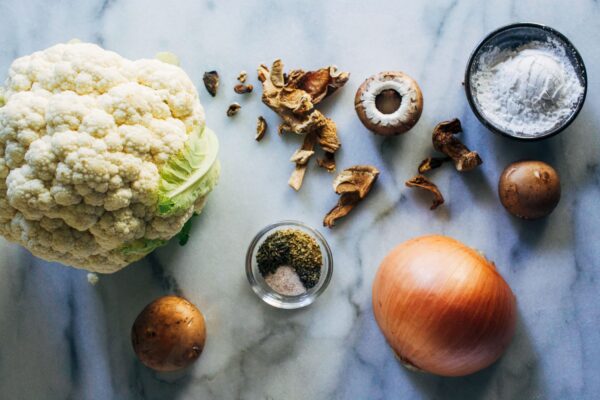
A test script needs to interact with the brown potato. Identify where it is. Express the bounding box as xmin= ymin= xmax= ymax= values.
xmin=131 ymin=296 xmax=206 ymax=372
xmin=498 ymin=160 xmax=561 ymax=220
